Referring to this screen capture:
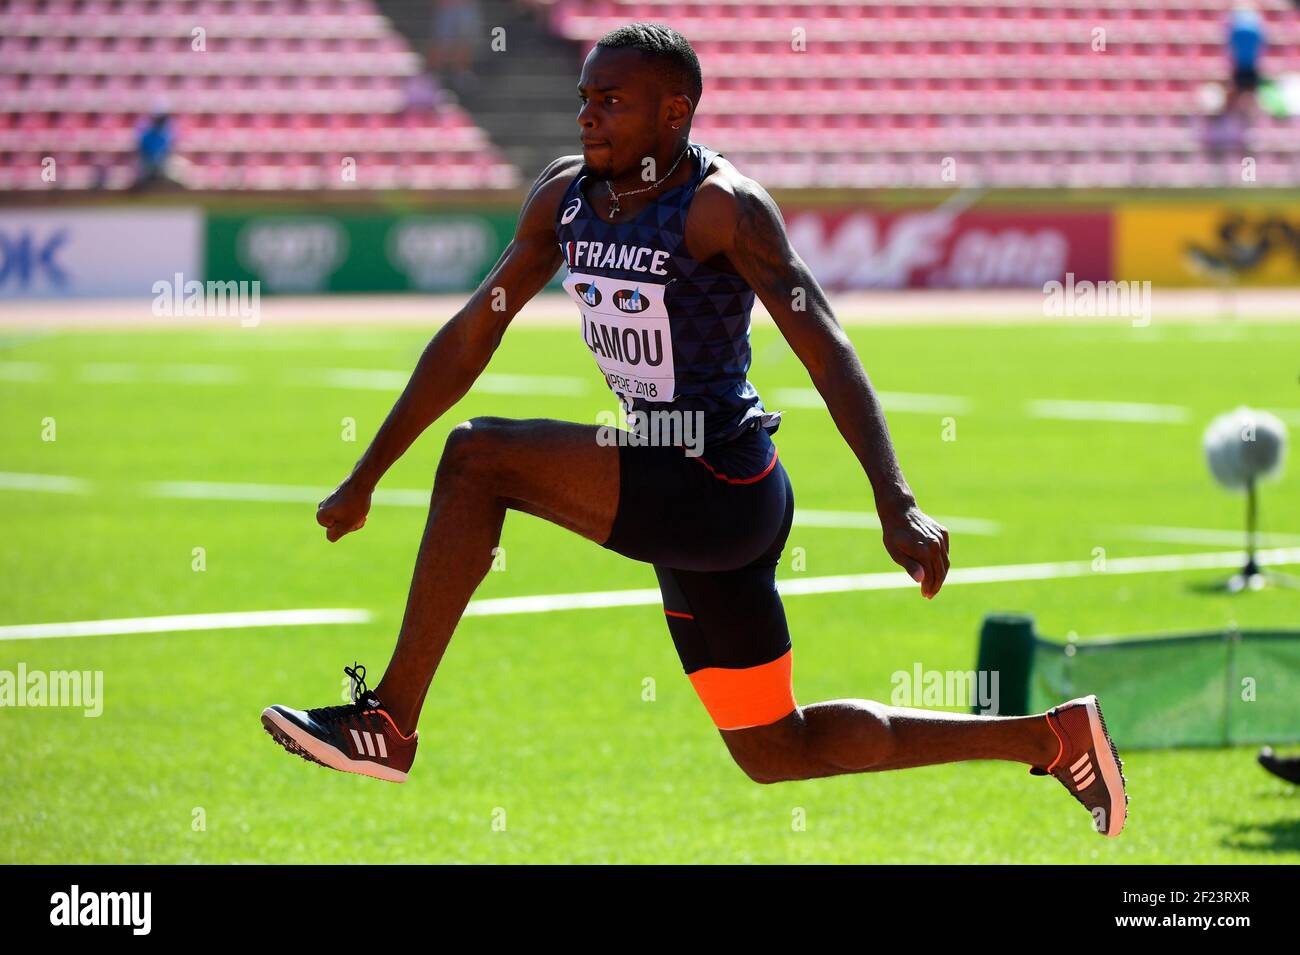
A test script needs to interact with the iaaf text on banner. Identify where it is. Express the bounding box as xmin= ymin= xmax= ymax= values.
xmin=784 ymin=209 xmax=1113 ymax=290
